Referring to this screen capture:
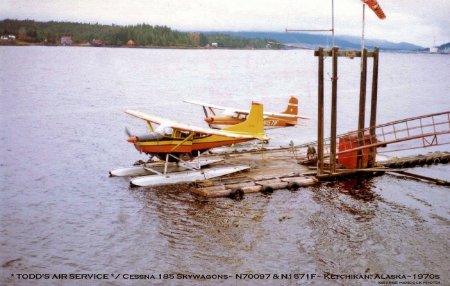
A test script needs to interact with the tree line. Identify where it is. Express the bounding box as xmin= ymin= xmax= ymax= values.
xmin=0 ymin=19 xmax=274 ymax=48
